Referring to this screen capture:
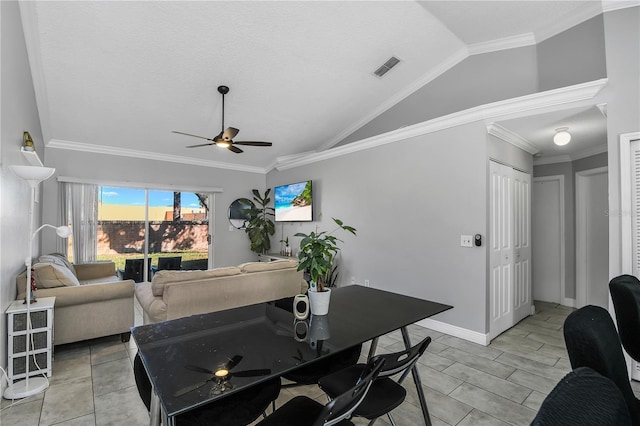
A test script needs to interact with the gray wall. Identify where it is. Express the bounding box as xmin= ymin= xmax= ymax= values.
xmin=0 ymin=0 xmax=47 ymax=390
xmin=537 ymin=15 xmax=607 ymax=91
xmin=41 ymin=149 xmax=266 ymax=268
xmin=269 ymin=122 xmax=490 ymax=334
xmin=603 ymin=7 xmax=640 ymax=278
xmin=339 ymin=46 xmax=538 ymax=145
xmin=533 ymin=152 xmax=608 ymax=300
